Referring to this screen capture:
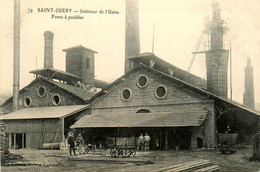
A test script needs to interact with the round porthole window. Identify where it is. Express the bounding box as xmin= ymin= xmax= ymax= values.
xmin=155 ymin=85 xmax=167 ymax=99
xmin=137 ymin=75 xmax=148 ymax=88
xmin=52 ymin=94 xmax=61 ymax=106
xmin=37 ymin=86 xmax=46 ymax=97
xmin=23 ymin=96 xmax=32 ymax=107
xmin=121 ymin=89 xmax=132 ymax=101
